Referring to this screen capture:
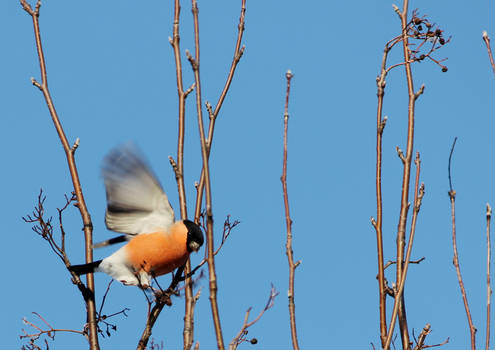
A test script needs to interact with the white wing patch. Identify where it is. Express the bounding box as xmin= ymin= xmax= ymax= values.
xmin=103 ymin=145 xmax=175 ymax=235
